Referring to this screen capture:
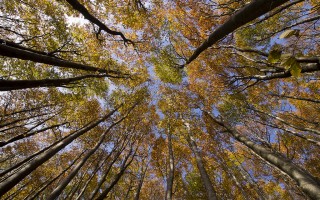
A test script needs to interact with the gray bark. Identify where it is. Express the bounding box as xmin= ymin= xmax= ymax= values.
xmin=65 ymin=0 xmax=133 ymax=44
xmin=186 ymin=0 xmax=290 ymax=65
xmin=95 ymin=147 xmax=136 ymax=200
xmin=187 ymin=134 xmax=218 ymax=200
xmin=0 ymin=106 xmax=120 ymax=197
xmin=165 ymin=132 xmax=174 ymax=200
xmin=204 ymin=111 xmax=320 ymax=200
xmin=47 ymin=116 xmax=126 ymax=200
xmin=0 ymin=42 xmax=123 ymax=75
xmin=0 ymin=74 xmax=124 ymax=91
